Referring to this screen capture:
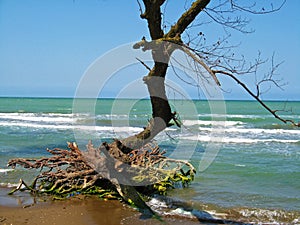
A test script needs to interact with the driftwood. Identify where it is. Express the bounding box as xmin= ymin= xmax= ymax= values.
xmin=7 ymin=141 xmax=195 ymax=215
